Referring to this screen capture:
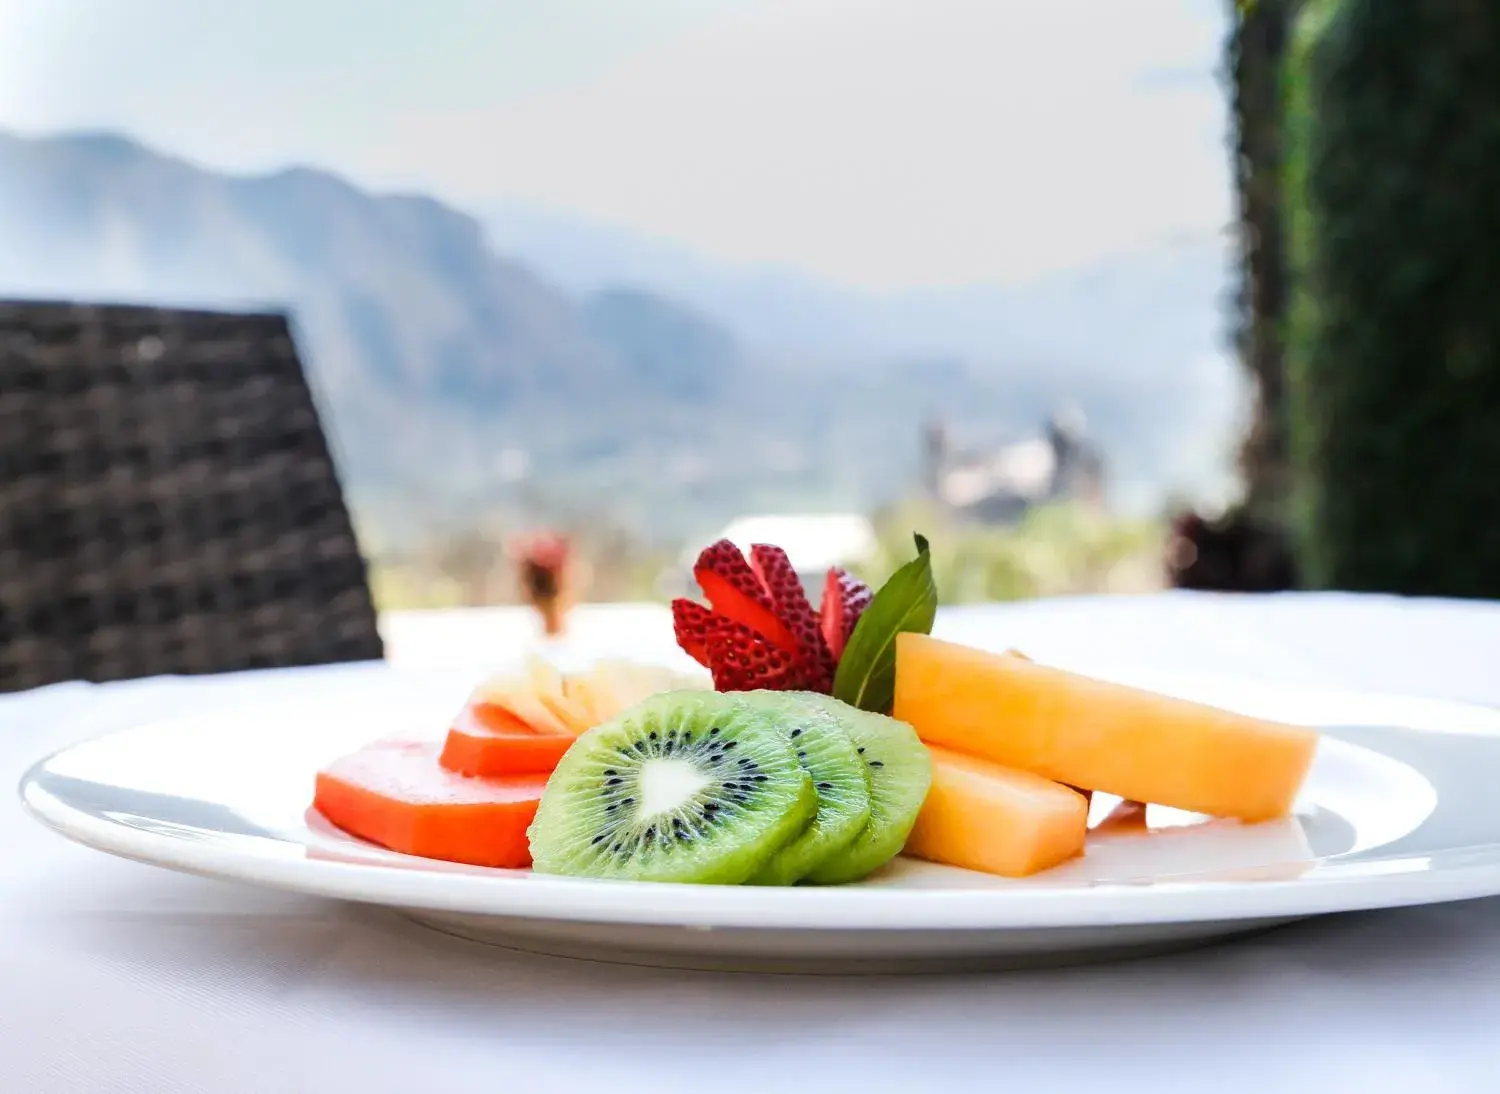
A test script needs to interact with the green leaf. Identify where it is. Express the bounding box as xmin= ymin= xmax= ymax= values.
xmin=832 ymin=533 xmax=937 ymax=714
